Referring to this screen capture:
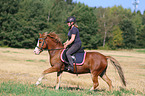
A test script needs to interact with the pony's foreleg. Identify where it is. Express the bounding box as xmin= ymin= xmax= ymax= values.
xmin=36 ymin=74 xmax=45 ymax=86
xmin=55 ymin=71 xmax=63 ymax=90
xmin=36 ymin=67 xmax=58 ymax=86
